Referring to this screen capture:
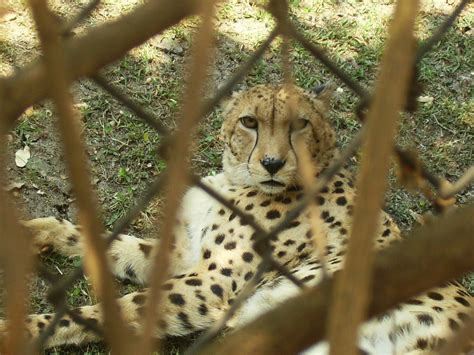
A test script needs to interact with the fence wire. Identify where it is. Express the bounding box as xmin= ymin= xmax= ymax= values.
xmin=0 ymin=0 xmax=473 ymax=353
